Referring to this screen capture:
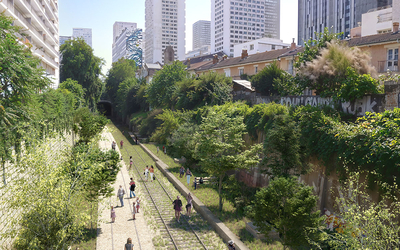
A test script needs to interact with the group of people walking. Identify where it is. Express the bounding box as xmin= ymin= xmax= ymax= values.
xmin=111 ymin=180 xmax=141 ymax=223
xmin=172 ymin=193 xmax=193 ymax=223
xmin=143 ymin=165 xmax=155 ymax=181
xmin=179 ymin=166 xmax=192 ymax=185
